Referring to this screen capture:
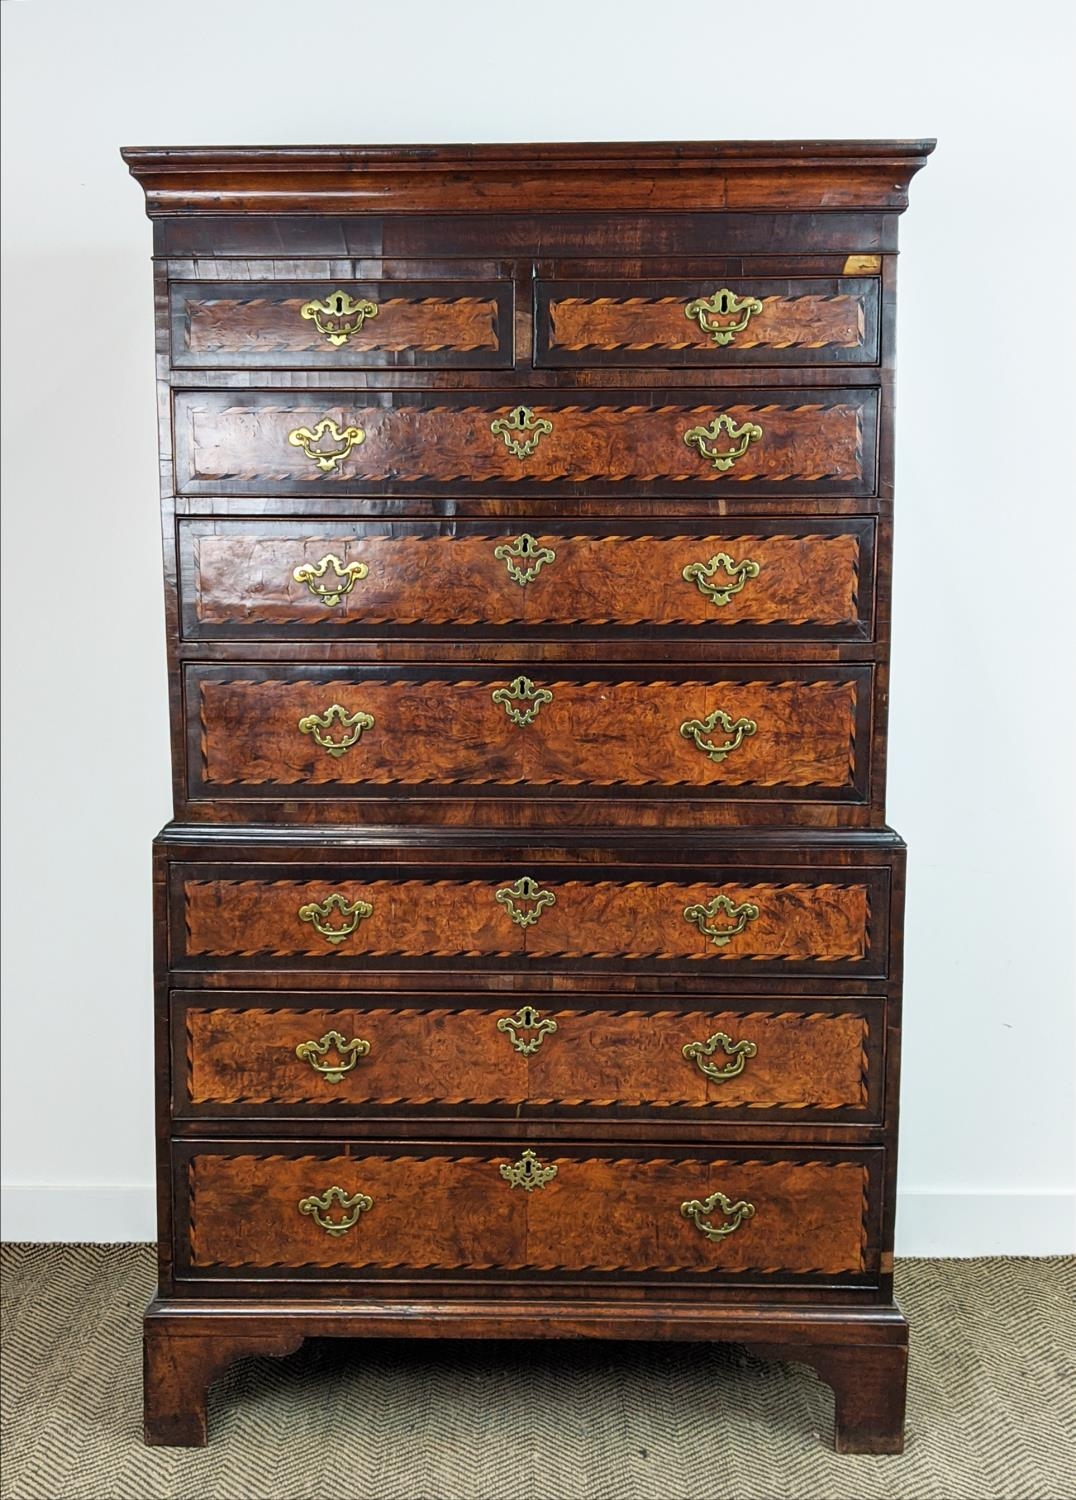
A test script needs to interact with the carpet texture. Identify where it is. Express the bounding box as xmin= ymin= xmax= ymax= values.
xmin=1 ymin=1246 xmax=1073 ymax=1500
